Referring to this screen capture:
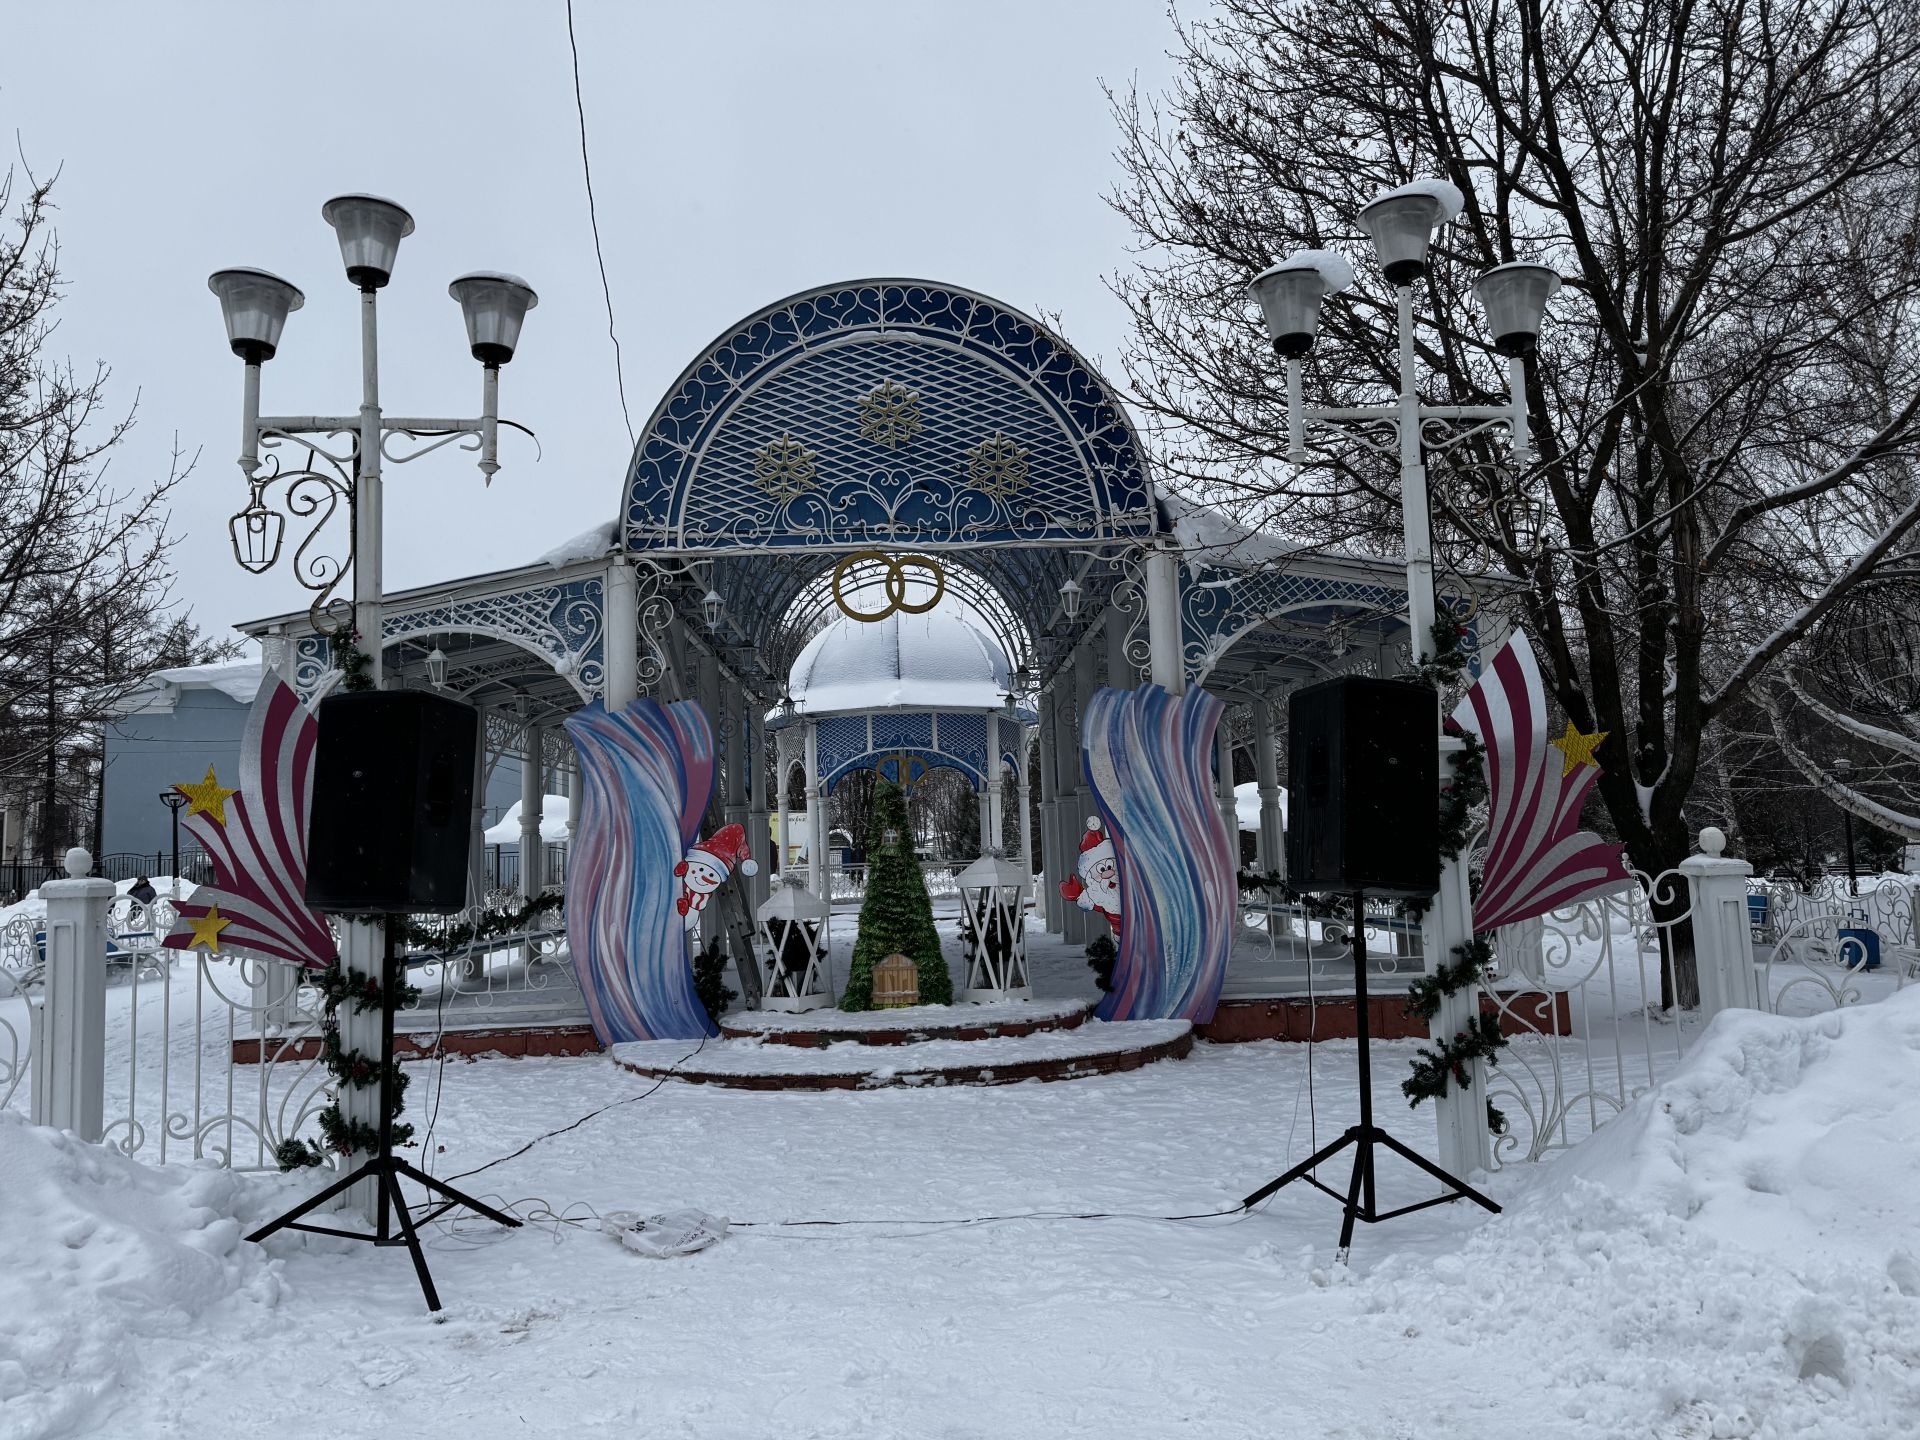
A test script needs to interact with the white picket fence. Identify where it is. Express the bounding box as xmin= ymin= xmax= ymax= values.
xmin=0 ymin=855 xmax=576 ymax=1172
